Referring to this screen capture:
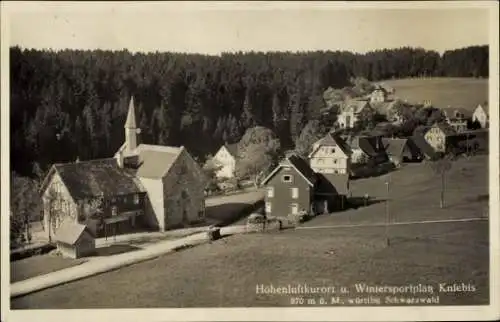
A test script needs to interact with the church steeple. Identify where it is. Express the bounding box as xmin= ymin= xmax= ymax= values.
xmin=124 ymin=96 xmax=140 ymax=152
xmin=125 ymin=96 xmax=137 ymax=129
